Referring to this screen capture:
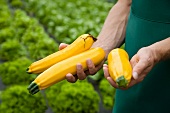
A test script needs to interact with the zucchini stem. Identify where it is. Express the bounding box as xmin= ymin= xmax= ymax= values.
xmin=27 ymin=82 xmax=39 ymax=95
xmin=26 ymin=68 xmax=32 ymax=74
xmin=116 ymin=75 xmax=128 ymax=88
